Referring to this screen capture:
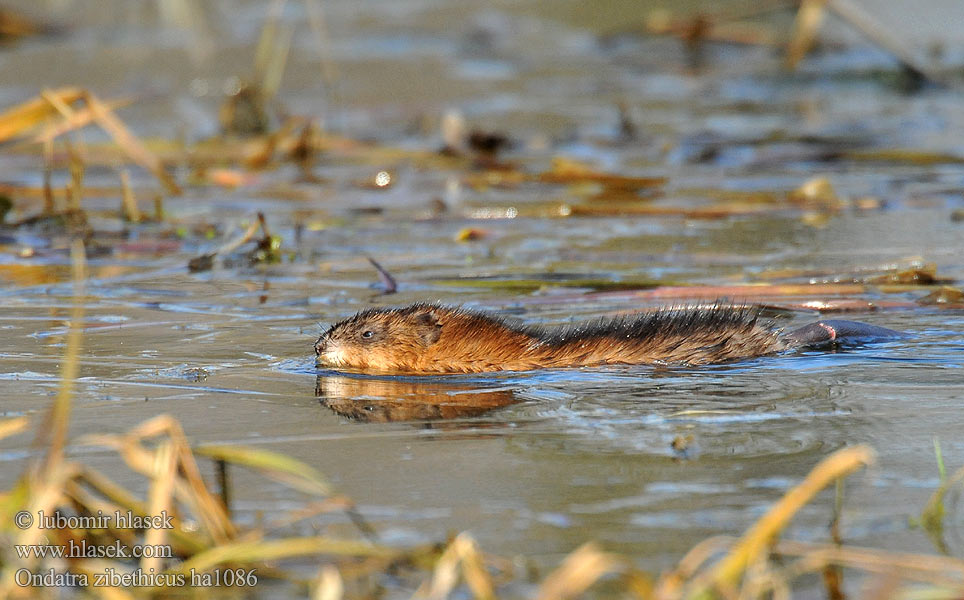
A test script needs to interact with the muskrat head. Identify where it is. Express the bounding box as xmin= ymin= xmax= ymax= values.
xmin=314 ymin=304 xmax=443 ymax=372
